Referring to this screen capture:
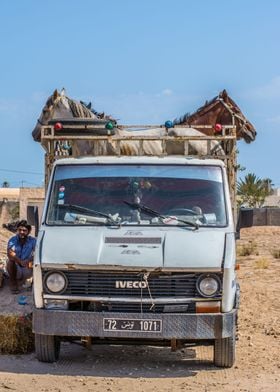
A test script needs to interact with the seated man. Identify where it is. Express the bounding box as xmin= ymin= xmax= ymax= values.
xmin=6 ymin=220 xmax=36 ymax=294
